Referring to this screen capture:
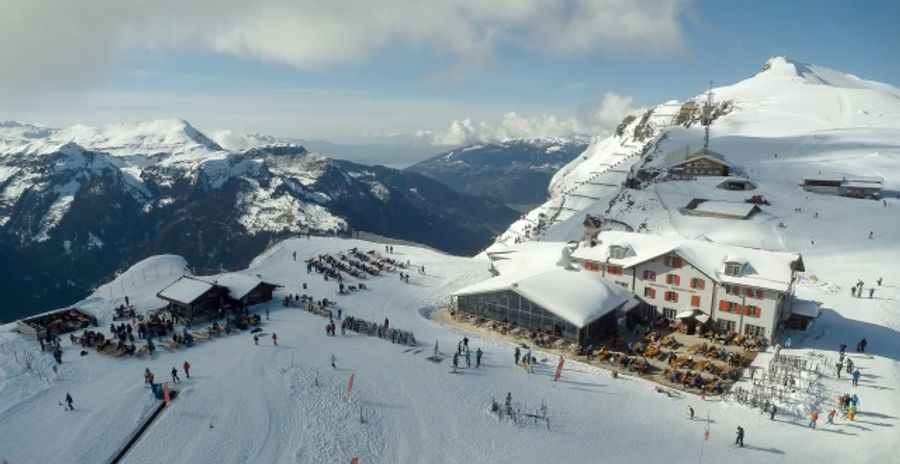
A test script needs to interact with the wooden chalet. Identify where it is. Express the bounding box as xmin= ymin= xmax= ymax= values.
xmin=156 ymin=276 xmax=230 ymax=322
xmin=666 ymin=146 xmax=731 ymax=177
